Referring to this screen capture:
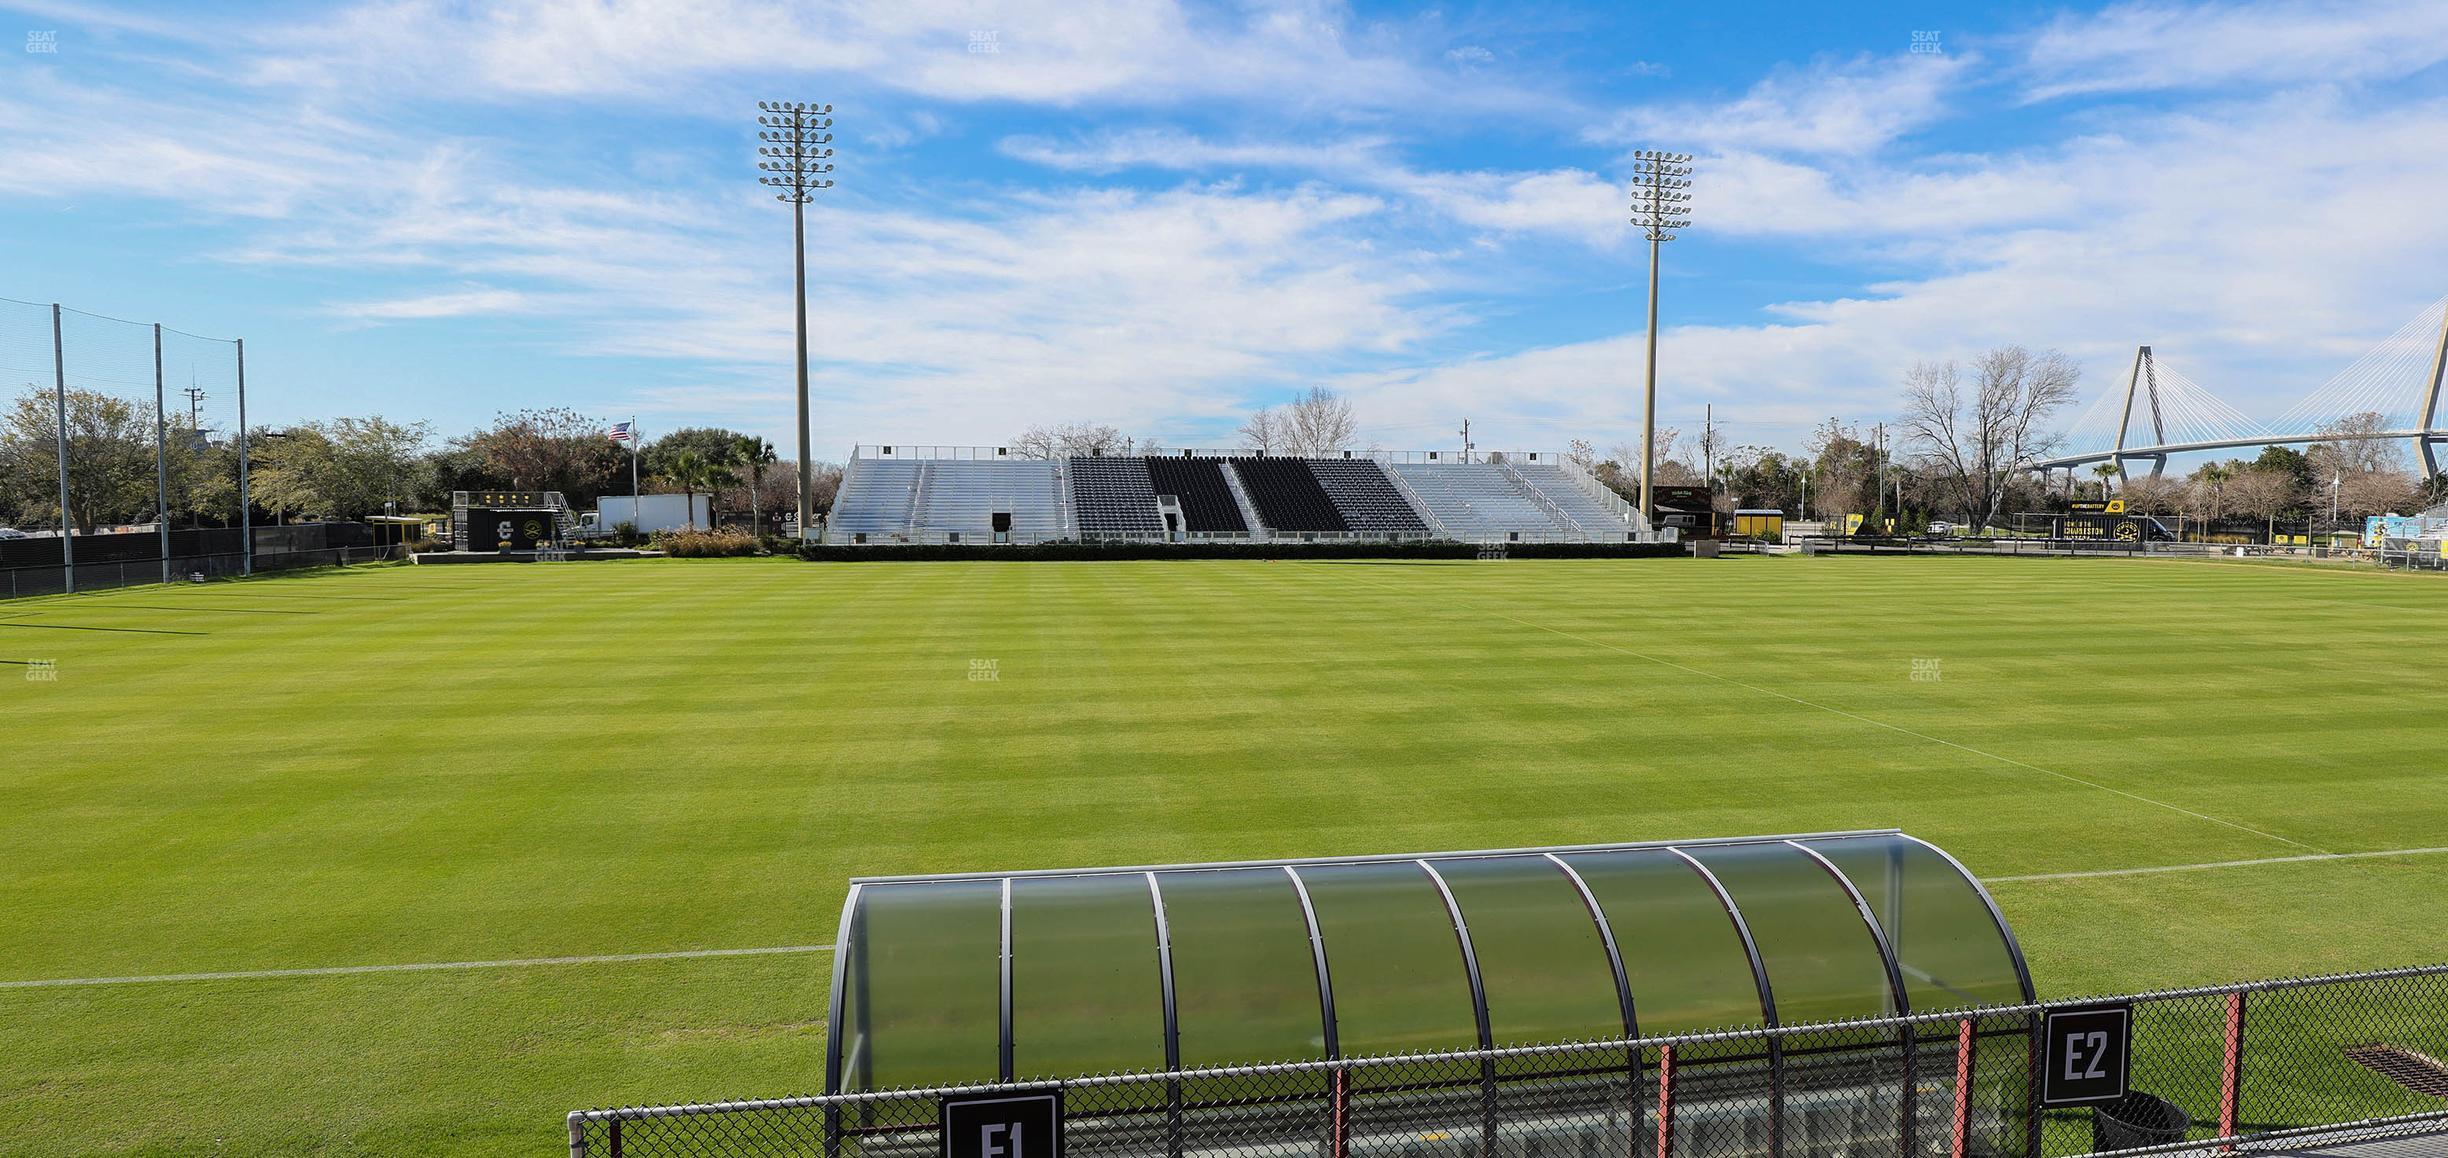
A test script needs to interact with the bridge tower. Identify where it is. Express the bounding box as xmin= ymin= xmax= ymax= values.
xmin=2419 ymin=302 xmax=2448 ymax=480
xmin=2111 ymin=346 xmax=2171 ymax=482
